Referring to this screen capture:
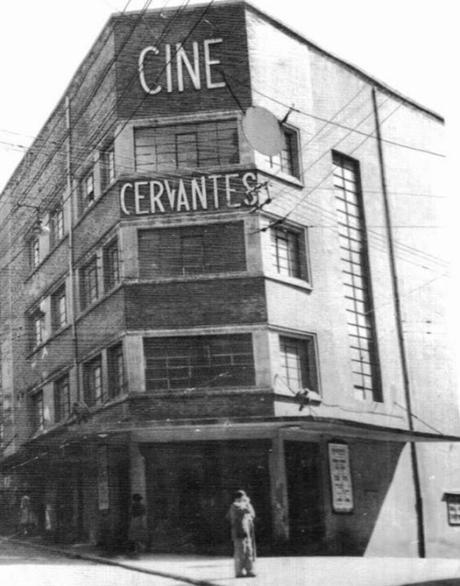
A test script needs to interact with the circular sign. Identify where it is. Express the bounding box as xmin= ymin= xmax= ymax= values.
xmin=242 ymin=106 xmax=284 ymax=156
